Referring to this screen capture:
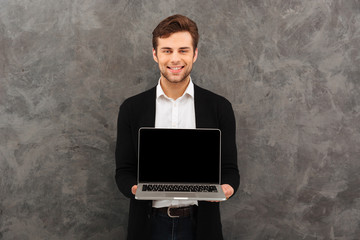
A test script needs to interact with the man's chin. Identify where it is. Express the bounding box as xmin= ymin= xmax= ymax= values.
xmin=163 ymin=74 xmax=190 ymax=84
